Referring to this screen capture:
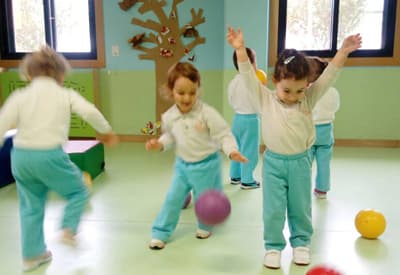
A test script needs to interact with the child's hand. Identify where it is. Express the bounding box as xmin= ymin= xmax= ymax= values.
xmin=332 ymin=33 xmax=362 ymax=67
xmin=226 ymin=26 xmax=244 ymax=50
xmin=229 ymin=151 xmax=248 ymax=163
xmin=145 ymin=138 xmax=163 ymax=151
xmin=98 ymin=131 xmax=119 ymax=147
xmin=340 ymin=33 xmax=362 ymax=55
